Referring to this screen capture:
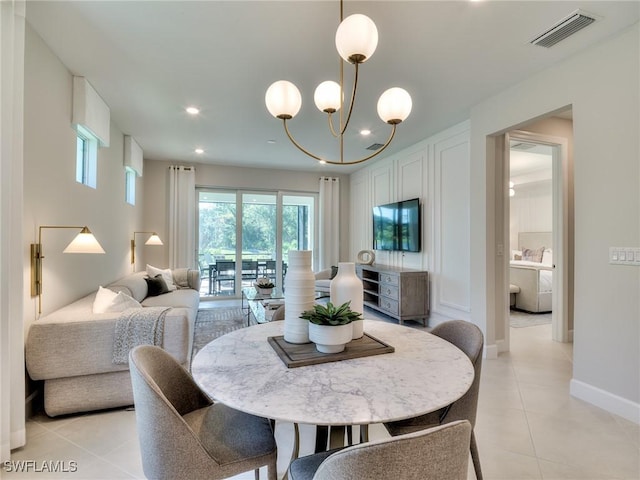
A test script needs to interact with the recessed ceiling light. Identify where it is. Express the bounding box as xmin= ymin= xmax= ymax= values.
xmin=195 ymin=148 xmax=204 ymax=154
xmin=186 ymin=106 xmax=200 ymax=115
xmin=267 ymin=140 xmax=276 ymax=144
xmin=360 ymin=129 xmax=372 ymax=136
